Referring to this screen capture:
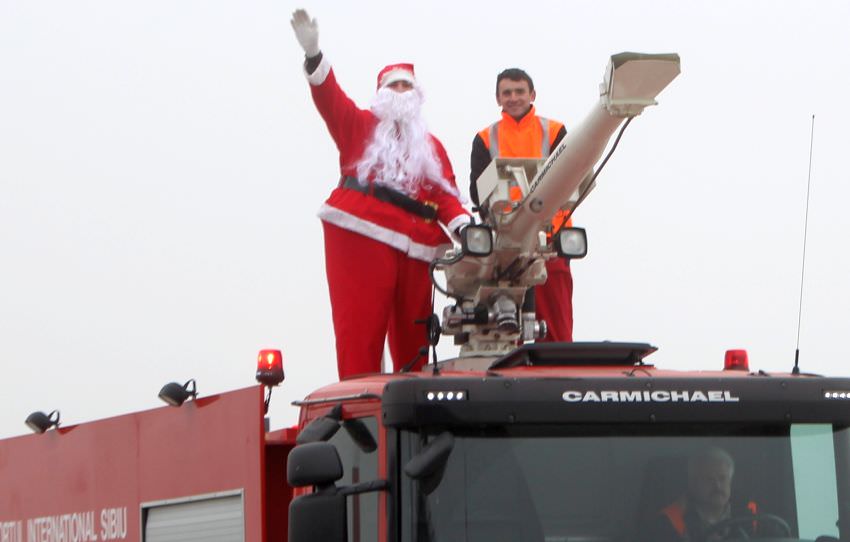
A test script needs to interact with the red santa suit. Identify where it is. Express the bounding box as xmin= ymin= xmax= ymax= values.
xmin=305 ymin=56 xmax=470 ymax=378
